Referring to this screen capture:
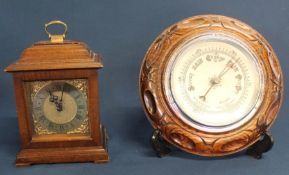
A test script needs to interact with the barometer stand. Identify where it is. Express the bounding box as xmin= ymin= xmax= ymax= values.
xmin=151 ymin=129 xmax=273 ymax=159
